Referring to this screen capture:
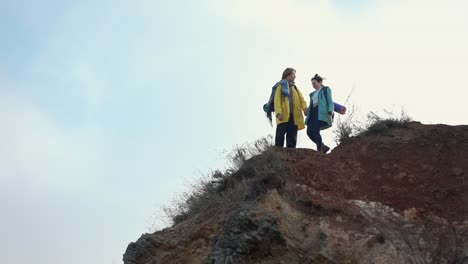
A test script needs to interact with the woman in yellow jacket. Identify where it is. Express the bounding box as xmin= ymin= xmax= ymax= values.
xmin=274 ymin=68 xmax=308 ymax=148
